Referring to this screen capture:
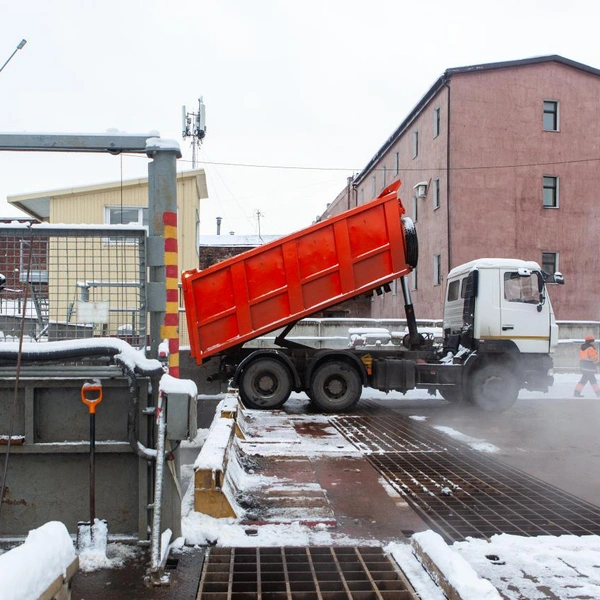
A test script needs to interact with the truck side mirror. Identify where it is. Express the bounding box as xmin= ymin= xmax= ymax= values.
xmin=553 ymin=272 xmax=565 ymax=285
